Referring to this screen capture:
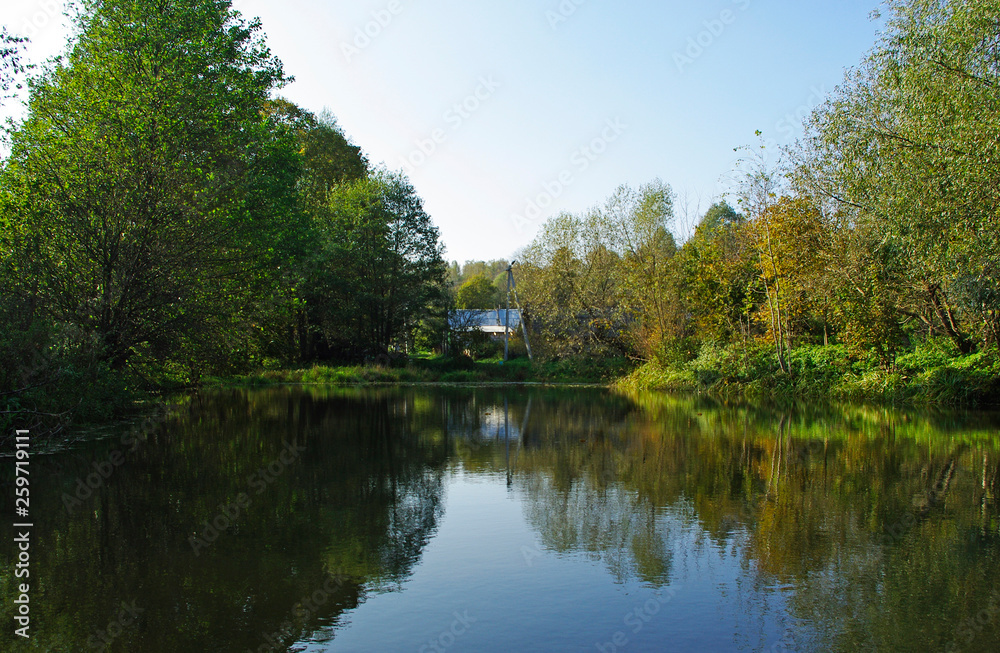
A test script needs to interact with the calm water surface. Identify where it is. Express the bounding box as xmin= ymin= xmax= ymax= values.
xmin=2 ymin=386 xmax=999 ymax=652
